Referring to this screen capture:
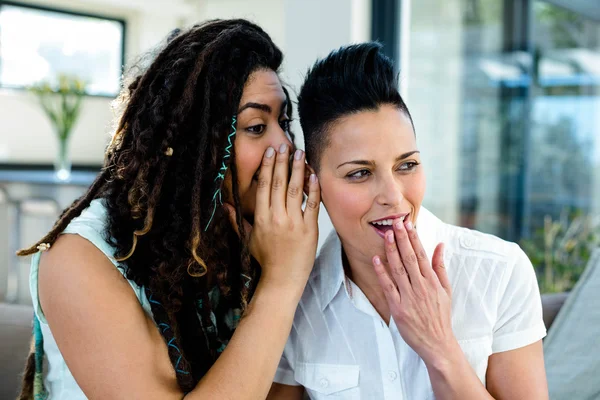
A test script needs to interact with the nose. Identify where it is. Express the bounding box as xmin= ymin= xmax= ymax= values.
xmin=269 ymin=123 xmax=294 ymax=152
xmin=375 ymin=172 xmax=404 ymax=207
